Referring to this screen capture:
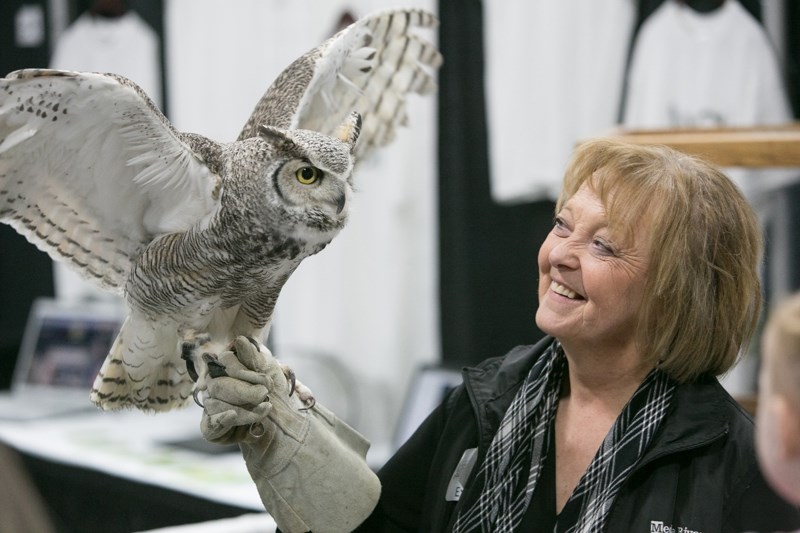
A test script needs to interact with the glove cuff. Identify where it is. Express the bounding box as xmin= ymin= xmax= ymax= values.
xmin=241 ymin=403 xmax=380 ymax=533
